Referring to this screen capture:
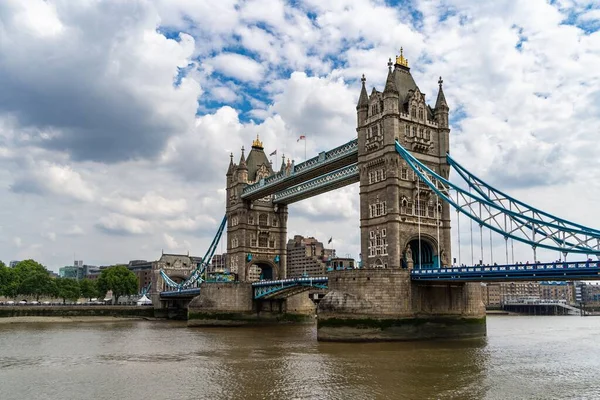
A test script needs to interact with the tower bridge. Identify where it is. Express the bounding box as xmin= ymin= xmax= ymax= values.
xmin=156 ymin=50 xmax=600 ymax=341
